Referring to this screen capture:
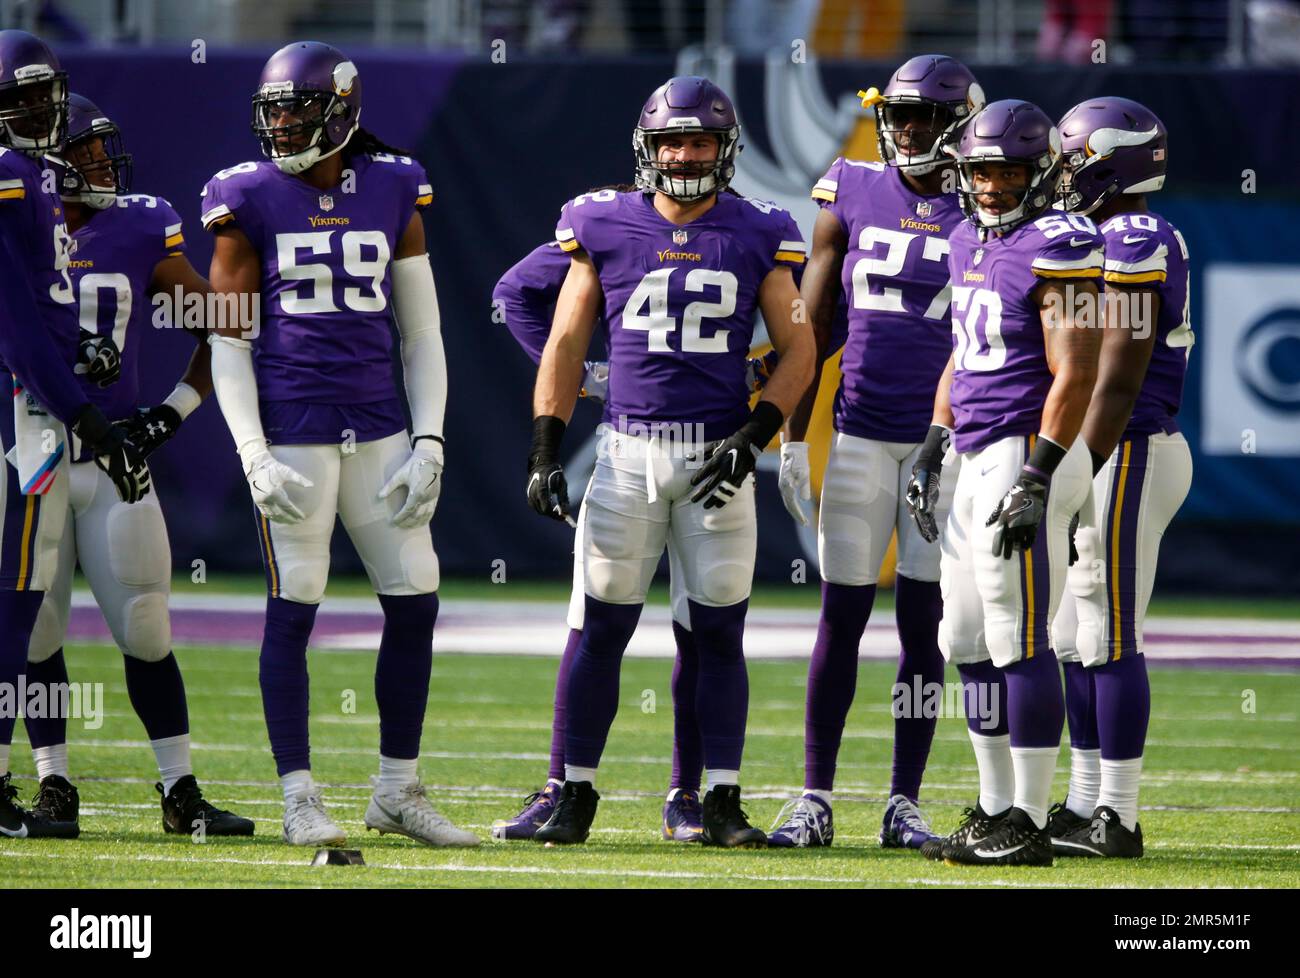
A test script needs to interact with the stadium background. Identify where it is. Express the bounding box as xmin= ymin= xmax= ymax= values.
xmin=17 ymin=0 xmax=1300 ymax=594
